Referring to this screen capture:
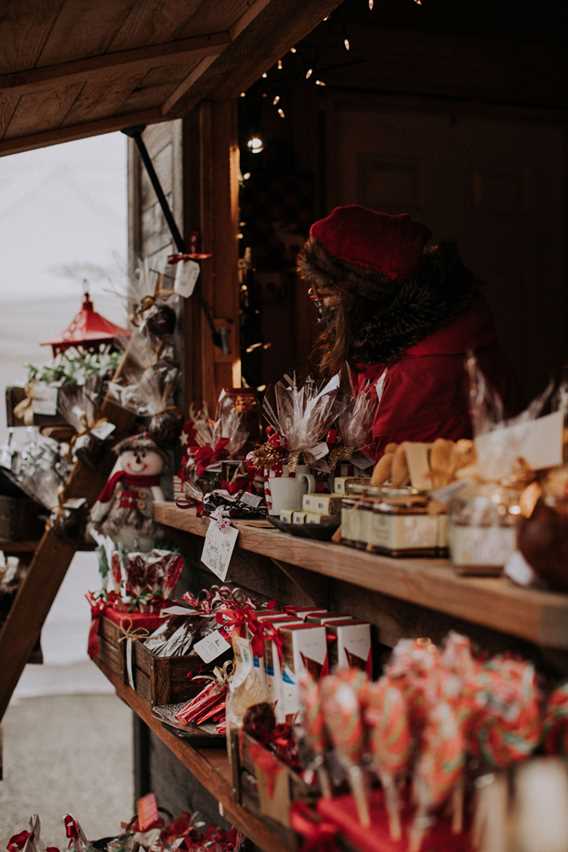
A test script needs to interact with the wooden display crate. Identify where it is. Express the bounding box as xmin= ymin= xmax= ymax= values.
xmin=131 ymin=642 xmax=206 ymax=706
